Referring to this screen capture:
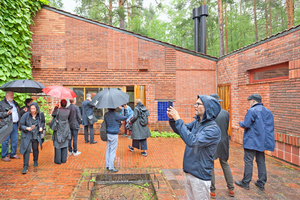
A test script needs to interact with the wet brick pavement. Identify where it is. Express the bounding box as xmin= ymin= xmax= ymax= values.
xmin=0 ymin=135 xmax=299 ymax=199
